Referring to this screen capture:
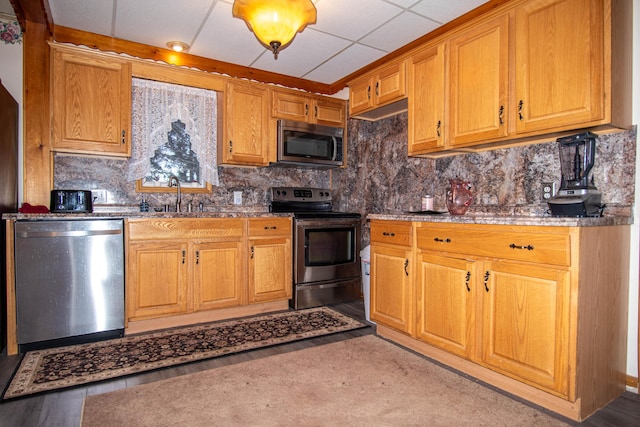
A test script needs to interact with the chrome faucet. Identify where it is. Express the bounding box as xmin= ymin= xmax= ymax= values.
xmin=168 ymin=175 xmax=181 ymax=212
